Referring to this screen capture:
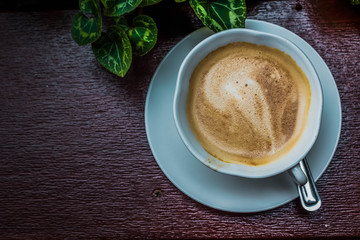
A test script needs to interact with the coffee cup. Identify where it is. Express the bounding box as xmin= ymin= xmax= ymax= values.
xmin=173 ymin=28 xmax=323 ymax=185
